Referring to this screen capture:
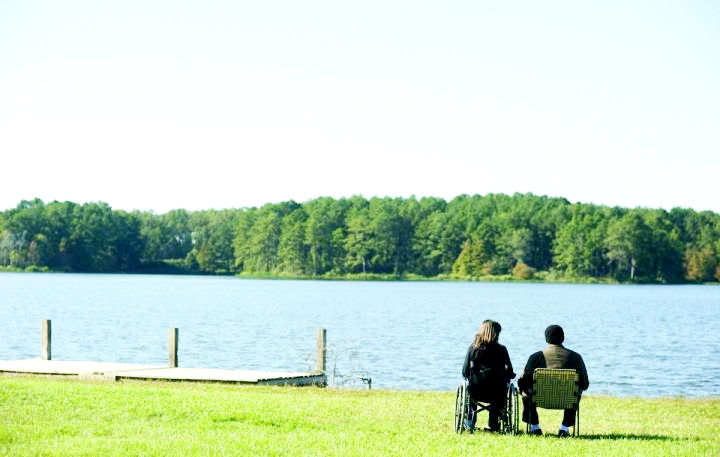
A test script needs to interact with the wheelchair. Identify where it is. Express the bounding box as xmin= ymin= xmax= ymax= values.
xmin=454 ymin=379 xmax=519 ymax=434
